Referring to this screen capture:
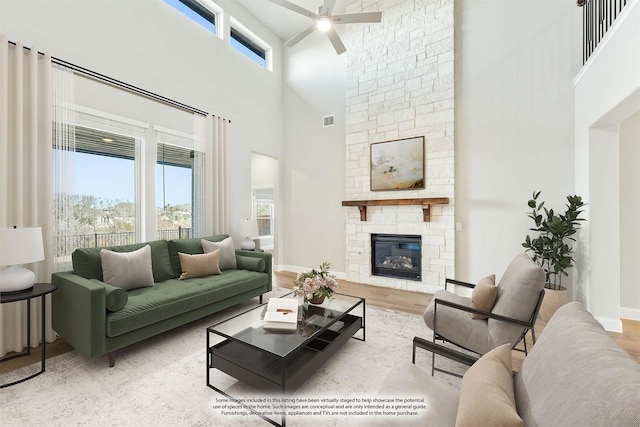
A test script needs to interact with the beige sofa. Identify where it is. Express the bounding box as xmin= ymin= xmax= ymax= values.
xmin=379 ymin=302 xmax=640 ymax=426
